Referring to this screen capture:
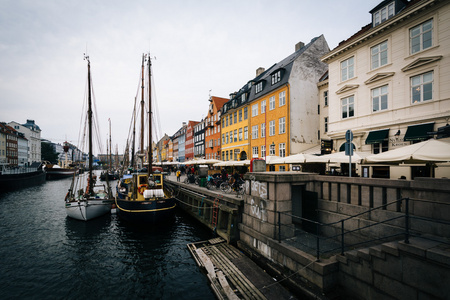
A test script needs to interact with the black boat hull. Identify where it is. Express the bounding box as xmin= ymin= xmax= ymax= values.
xmin=115 ymin=197 xmax=176 ymax=224
xmin=0 ymin=170 xmax=46 ymax=192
